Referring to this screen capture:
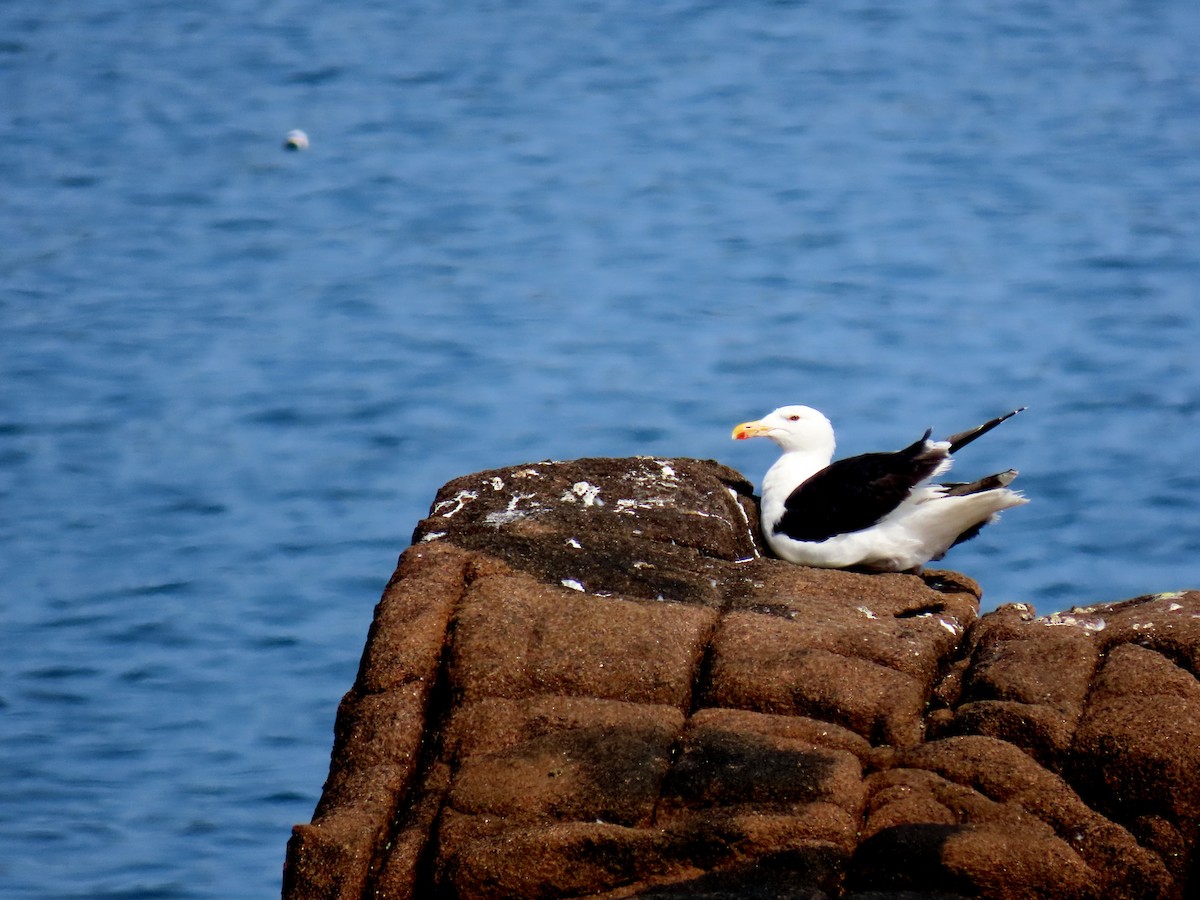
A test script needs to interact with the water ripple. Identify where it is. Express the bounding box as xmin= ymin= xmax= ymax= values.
xmin=3 ymin=1 xmax=1200 ymax=898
